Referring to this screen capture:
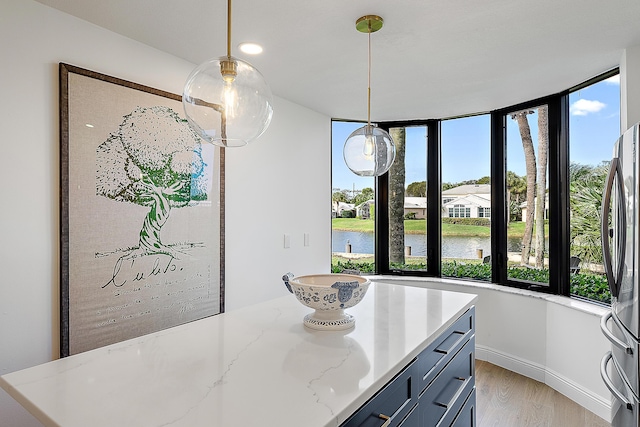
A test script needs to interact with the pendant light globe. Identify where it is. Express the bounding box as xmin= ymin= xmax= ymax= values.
xmin=343 ymin=124 xmax=396 ymax=177
xmin=183 ymin=56 xmax=273 ymax=148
